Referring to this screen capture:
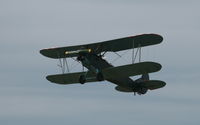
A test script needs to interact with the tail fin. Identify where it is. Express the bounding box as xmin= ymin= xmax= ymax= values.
xmin=135 ymin=74 xmax=149 ymax=83
xmin=141 ymin=74 xmax=149 ymax=81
